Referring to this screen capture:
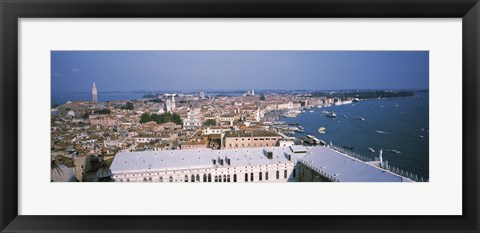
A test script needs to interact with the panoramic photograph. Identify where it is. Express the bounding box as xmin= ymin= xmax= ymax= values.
xmin=50 ymin=51 xmax=429 ymax=183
